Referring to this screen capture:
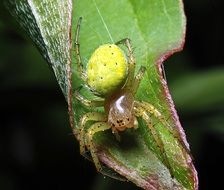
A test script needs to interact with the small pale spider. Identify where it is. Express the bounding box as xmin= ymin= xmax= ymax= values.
xmin=74 ymin=17 xmax=168 ymax=171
